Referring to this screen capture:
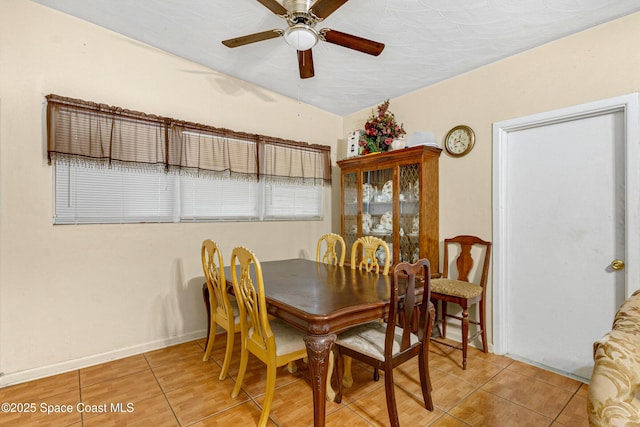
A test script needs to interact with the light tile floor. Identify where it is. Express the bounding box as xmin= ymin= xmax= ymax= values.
xmin=0 ymin=336 xmax=589 ymax=426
